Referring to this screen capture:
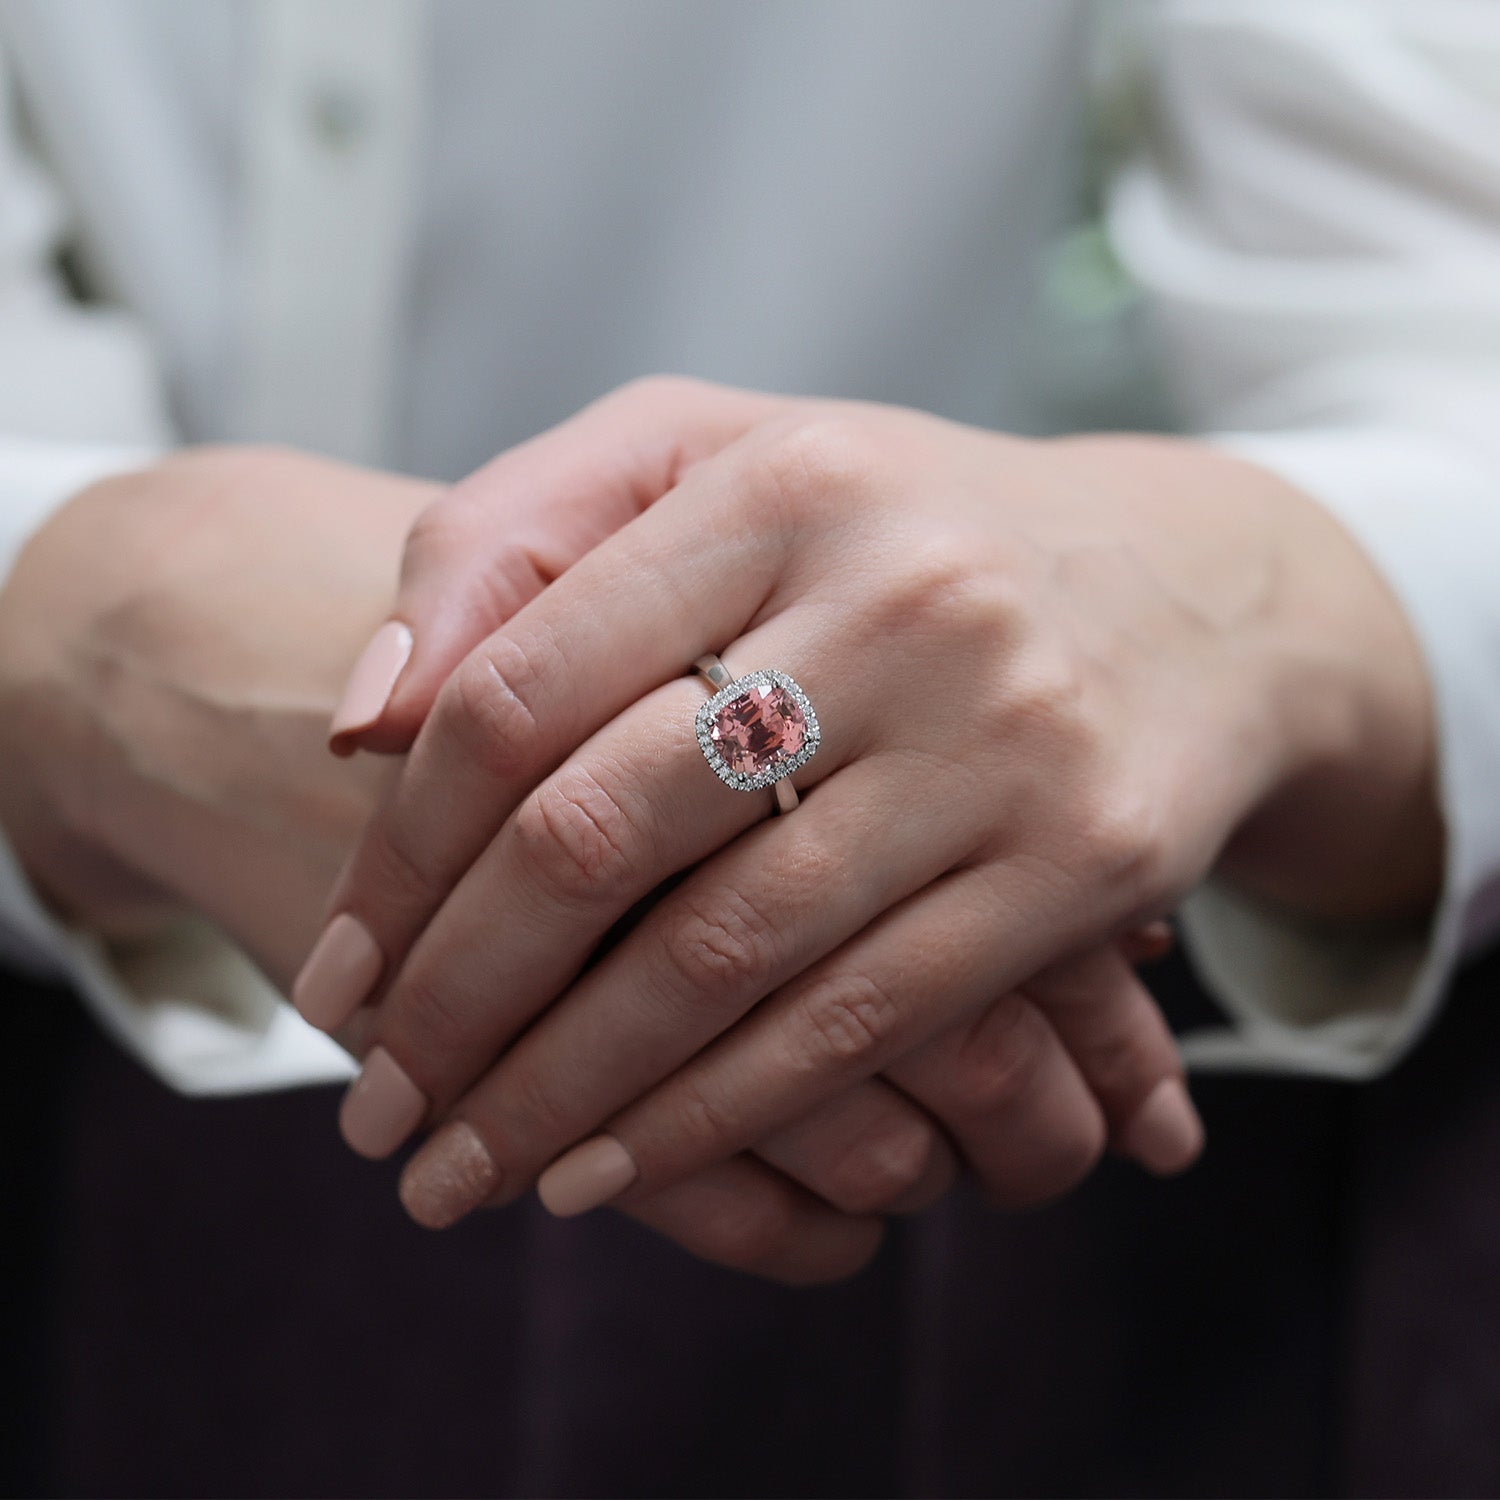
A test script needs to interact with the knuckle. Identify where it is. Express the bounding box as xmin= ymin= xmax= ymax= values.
xmin=824 ymin=1116 xmax=940 ymax=1215
xmin=774 ymin=838 xmax=846 ymax=906
xmin=1041 ymin=1114 xmax=1108 ymax=1201
xmin=495 ymin=1061 xmax=581 ymax=1162
xmin=443 ymin=634 xmax=546 ymax=781
xmin=513 ymin=761 xmax=640 ymax=905
xmin=793 ymin=970 xmax=904 ymax=1072
xmin=357 ymin=821 xmax=441 ymax=916
xmin=384 ymin=968 xmax=474 ymax=1068
xmin=949 ymin=999 xmax=1050 ymax=1118
xmin=999 ymin=649 xmax=1091 ymax=745
xmin=870 ymin=536 xmax=994 ymax=639
xmin=401 ymin=491 xmax=476 ymax=567
xmin=663 ymin=1072 xmax=744 ymax=1154
xmin=1075 ymin=784 xmax=1168 ymax=898
xmin=752 ymin=412 xmax=881 ymax=523
xmin=1080 ymin=1027 xmax=1154 ymax=1101
xmin=606 ymin=373 xmax=711 ymax=412
xmin=981 ymin=1107 xmax=1107 ymax=1212
xmin=1014 ymin=1127 xmax=1106 ymax=1210
xmin=660 ymin=885 xmax=779 ymax=1000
